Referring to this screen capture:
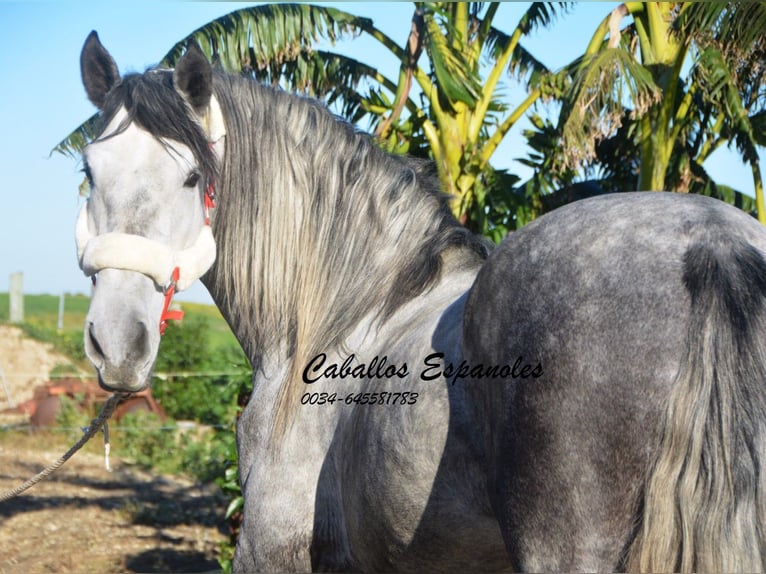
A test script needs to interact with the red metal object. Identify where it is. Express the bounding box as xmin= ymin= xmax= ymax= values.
xmin=3 ymin=378 xmax=165 ymax=427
